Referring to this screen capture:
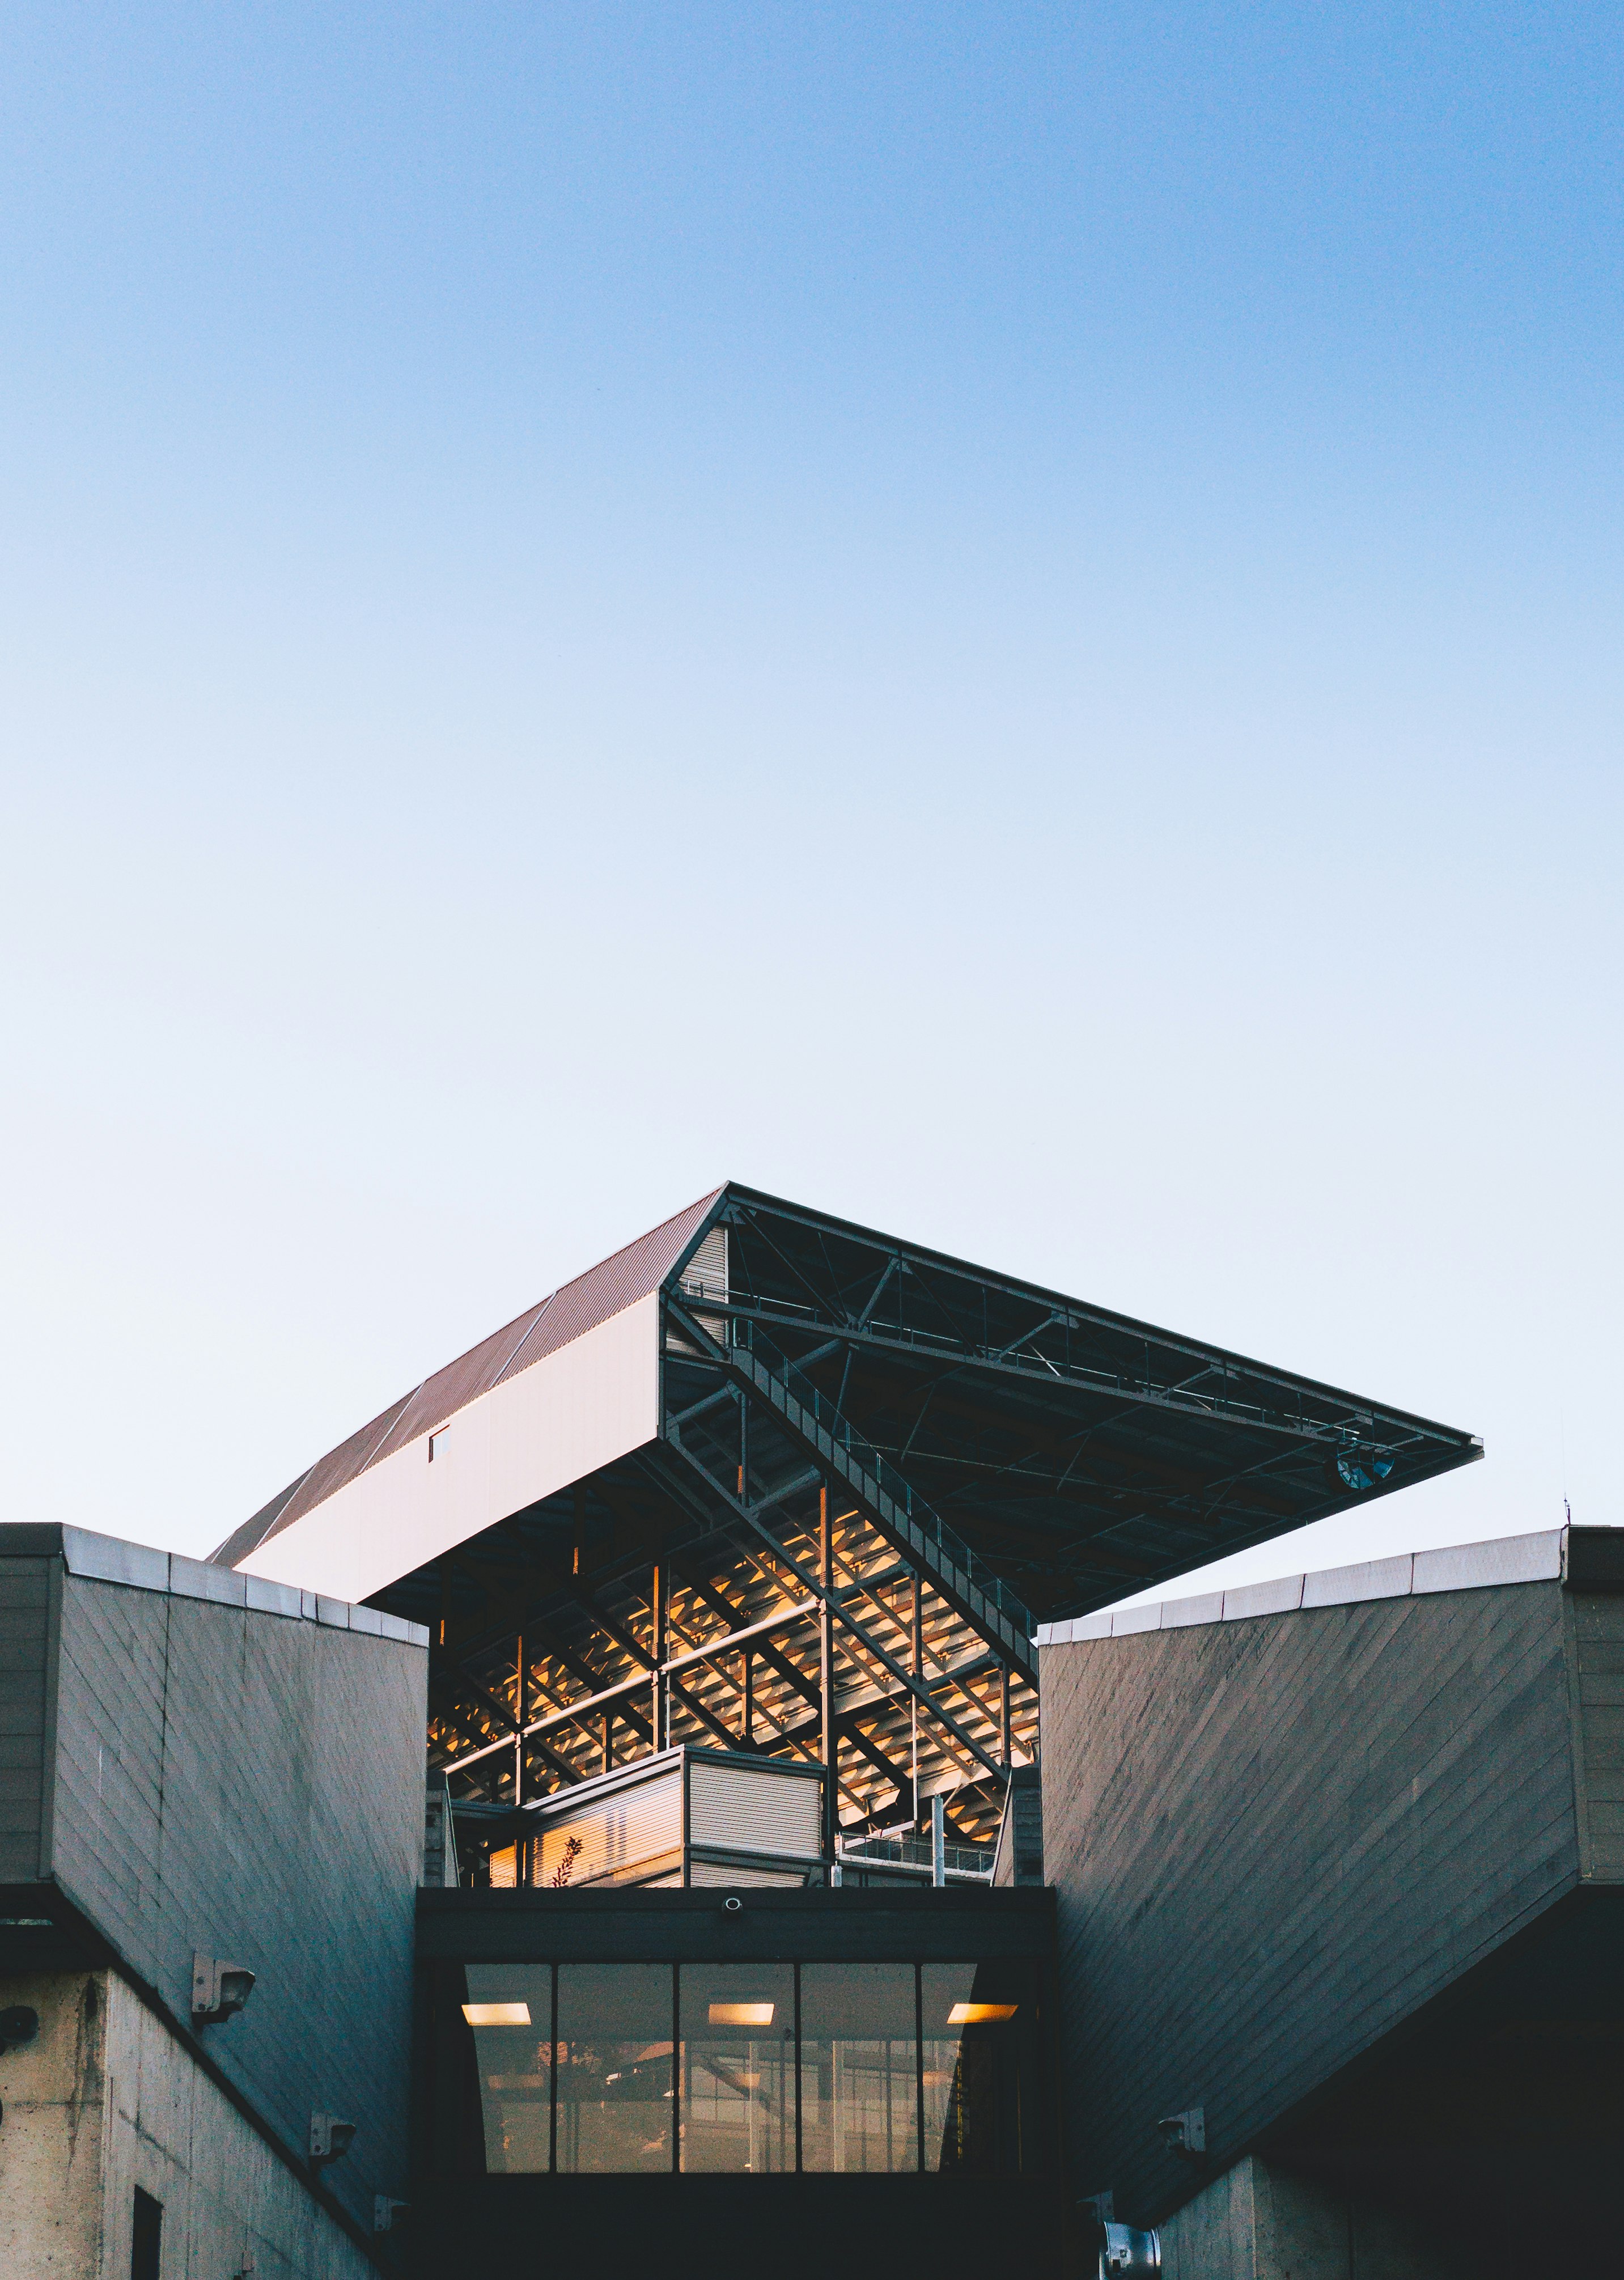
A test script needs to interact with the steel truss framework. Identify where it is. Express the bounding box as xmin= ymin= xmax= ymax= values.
xmin=370 ymin=1186 xmax=1479 ymax=1862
